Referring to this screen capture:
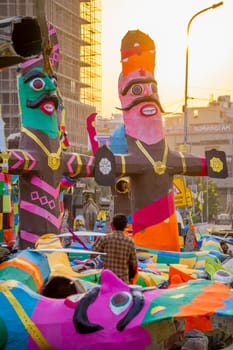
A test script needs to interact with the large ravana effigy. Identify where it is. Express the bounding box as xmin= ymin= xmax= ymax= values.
xmin=0 ymin=16 xmax=94 ymax=250
xmin=94 ymin=29 xmax=228 ymax=252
